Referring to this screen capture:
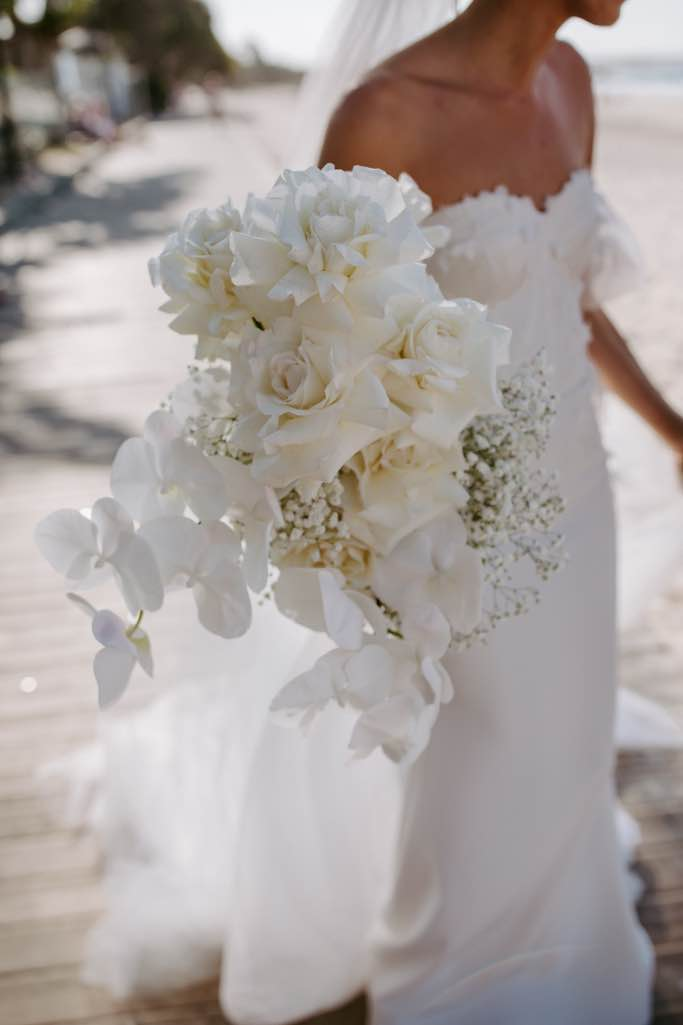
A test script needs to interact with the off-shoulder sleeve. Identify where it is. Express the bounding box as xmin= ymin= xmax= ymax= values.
xmin=582 ymin=192 xmax=645 ymax=310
